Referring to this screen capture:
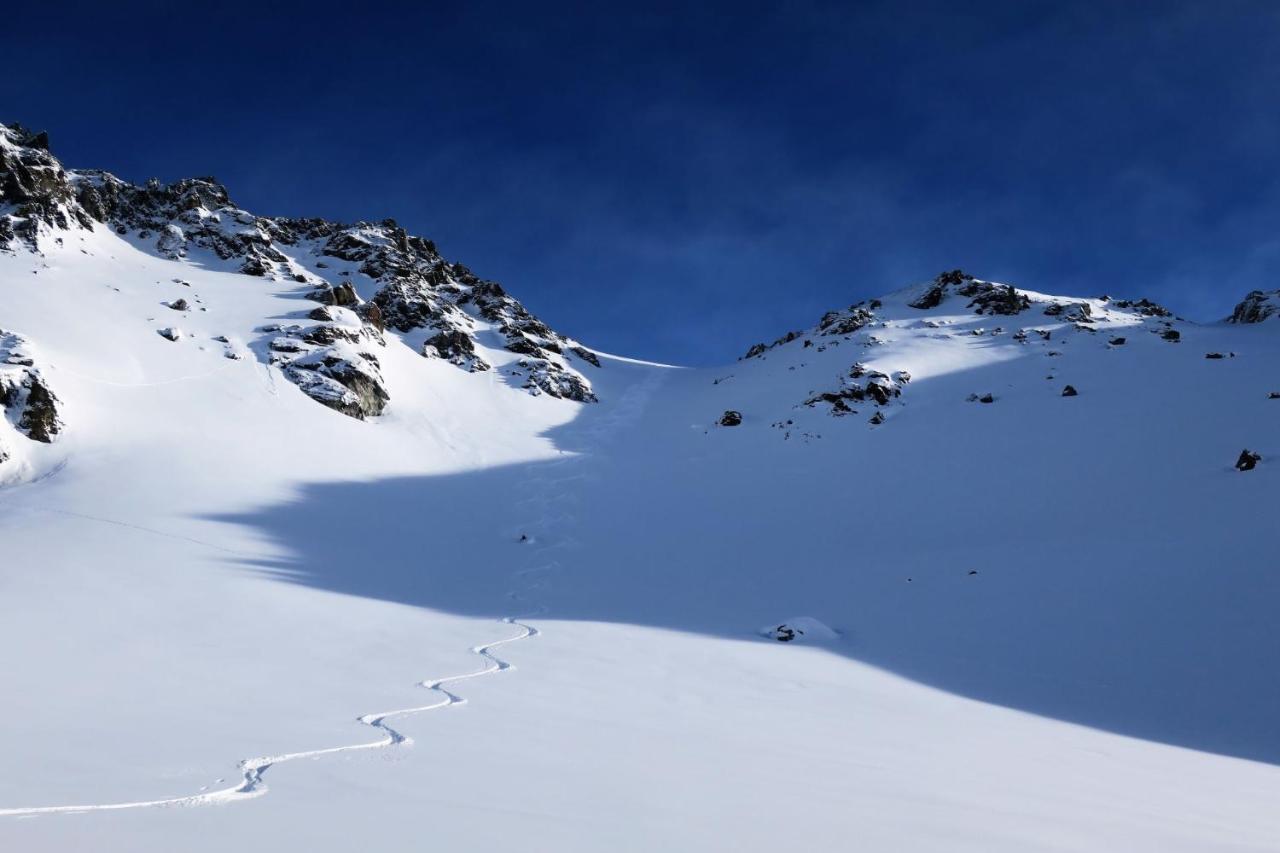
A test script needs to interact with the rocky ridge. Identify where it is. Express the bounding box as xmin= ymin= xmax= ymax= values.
xmin=0 ymin=123 xmax=599 ymax=417
xmin=734 ymin=270 xmax=1221 ymax=425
